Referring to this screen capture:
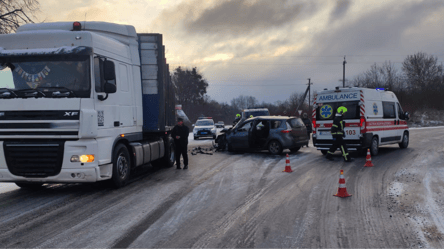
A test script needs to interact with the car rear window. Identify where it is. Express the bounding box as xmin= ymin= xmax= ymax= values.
xmin=316 ymin=101 xmax=360 ymax=120
xmin=270 ymin=120 xmax=282 ymax=129
xmin=289 ymin=118 xmax=304 ymax=127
